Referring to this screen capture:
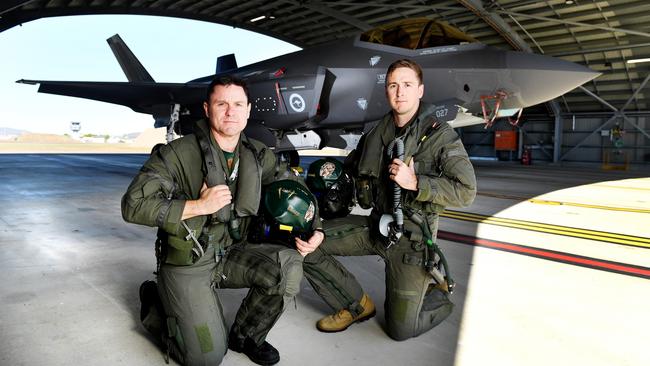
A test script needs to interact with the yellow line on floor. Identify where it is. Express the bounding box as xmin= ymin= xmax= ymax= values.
xmin=594 ymin=183 xmax=650 ymax=191
xmin=441 ymin=210 xmax=650 ymax=248
xmin=528 ymin=199 xmax=650 ymax=214
xmin=477 ymin=192 xmax=649 ymax=213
